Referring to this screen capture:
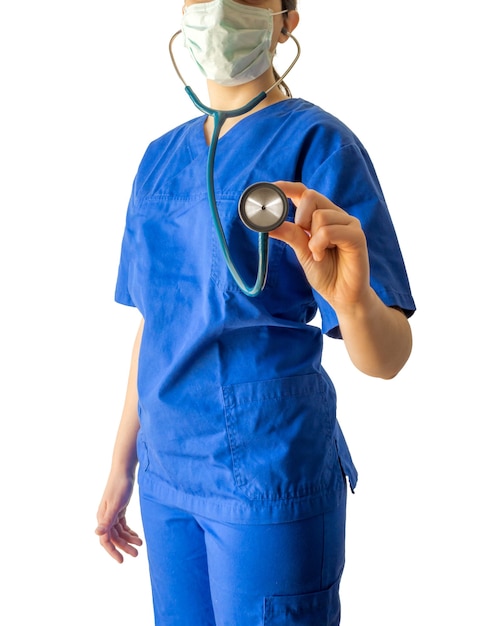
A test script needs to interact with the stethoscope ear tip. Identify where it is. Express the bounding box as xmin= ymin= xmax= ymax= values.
xmin=238 ymin=182 xmax=289 ymax=233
